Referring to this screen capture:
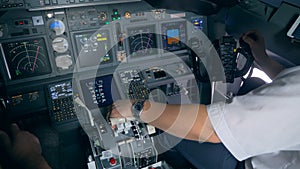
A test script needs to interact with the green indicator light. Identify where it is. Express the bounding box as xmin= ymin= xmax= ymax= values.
xmin=112 ymin=18 xmax=116 ymax=21
xmin=114 ymin=12 xmax=118 ymax=15
xmin=117 ymin=17 xmax=121 ymax=20
xmin=105 ymin=21 xmax=110 ymax=25
xmin=15 ymin=70 xmax=21 ymax=76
